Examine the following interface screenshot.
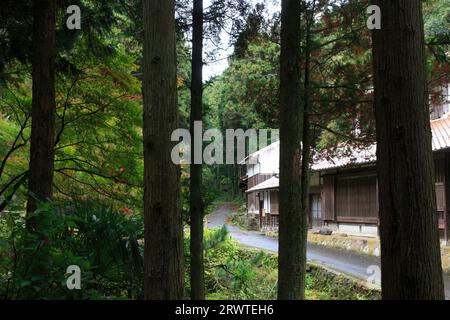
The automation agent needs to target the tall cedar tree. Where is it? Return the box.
[26,0,56,218]
[372,0,445,299]
[190,0,205,300]
[142,0,184,299]
[278,0,307,300]
[301,0,316,229]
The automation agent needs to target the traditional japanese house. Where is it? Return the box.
[239,141,279,217]
[241,86,450,244]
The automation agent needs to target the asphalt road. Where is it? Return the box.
[207,204,450,299]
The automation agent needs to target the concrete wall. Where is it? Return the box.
[325,222,379,237]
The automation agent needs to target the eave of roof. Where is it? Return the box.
[431,115,450,151]
[239,140,280,165]
[246,176,279,193]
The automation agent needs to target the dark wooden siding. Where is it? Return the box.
[435,158,445,214]
[322,175,335,221]
[270,190,279,214]
[435,158,445,183]
[436,183,445,212]
[314,156,449,233]
[247,192,258,212]
[335,175,378,223]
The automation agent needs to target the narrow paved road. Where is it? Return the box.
[208,204,450,299]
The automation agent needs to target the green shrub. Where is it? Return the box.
[231,205,259,231]
[185,226,277,300]
[1,202,380,300]
[0,200,143,300]
[305,265,381,300]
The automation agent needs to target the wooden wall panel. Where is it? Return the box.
[246,173,273,213]
[322,175,335,221]
[270,190,279,215]
[436,183,445,212]
[335,175,378,220]
[247,192,258,213]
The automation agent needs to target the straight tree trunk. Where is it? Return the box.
[142,0,184,300]
[190,0,205,300]
[26,0,56,218]
[301,0,315,229]
[278,0,306,300]
[372,0,445,300]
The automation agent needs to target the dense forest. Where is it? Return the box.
[0,0,449,302]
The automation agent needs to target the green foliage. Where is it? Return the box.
[0,40,143,212]
[0,199,378,301]
[0,0,141,78]
[210,247,278,300]
[184,226,378,300]
[424,0,450,104]
[187,226,279,300]
[424,0,450,49]
[0,201,143,300]
[52,41,143,208]
[205,41,279,130]
[202,0,449,156]
[231,204,259,231]
[204,225,230,251]
[305,265,381,300]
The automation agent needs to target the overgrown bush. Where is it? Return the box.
[0,200,143,300]
[305,265,381,300]
[185,226,278,300]
[231,204,259,231]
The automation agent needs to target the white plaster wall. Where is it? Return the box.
[259,146,280,174]
[246,142,279,177]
